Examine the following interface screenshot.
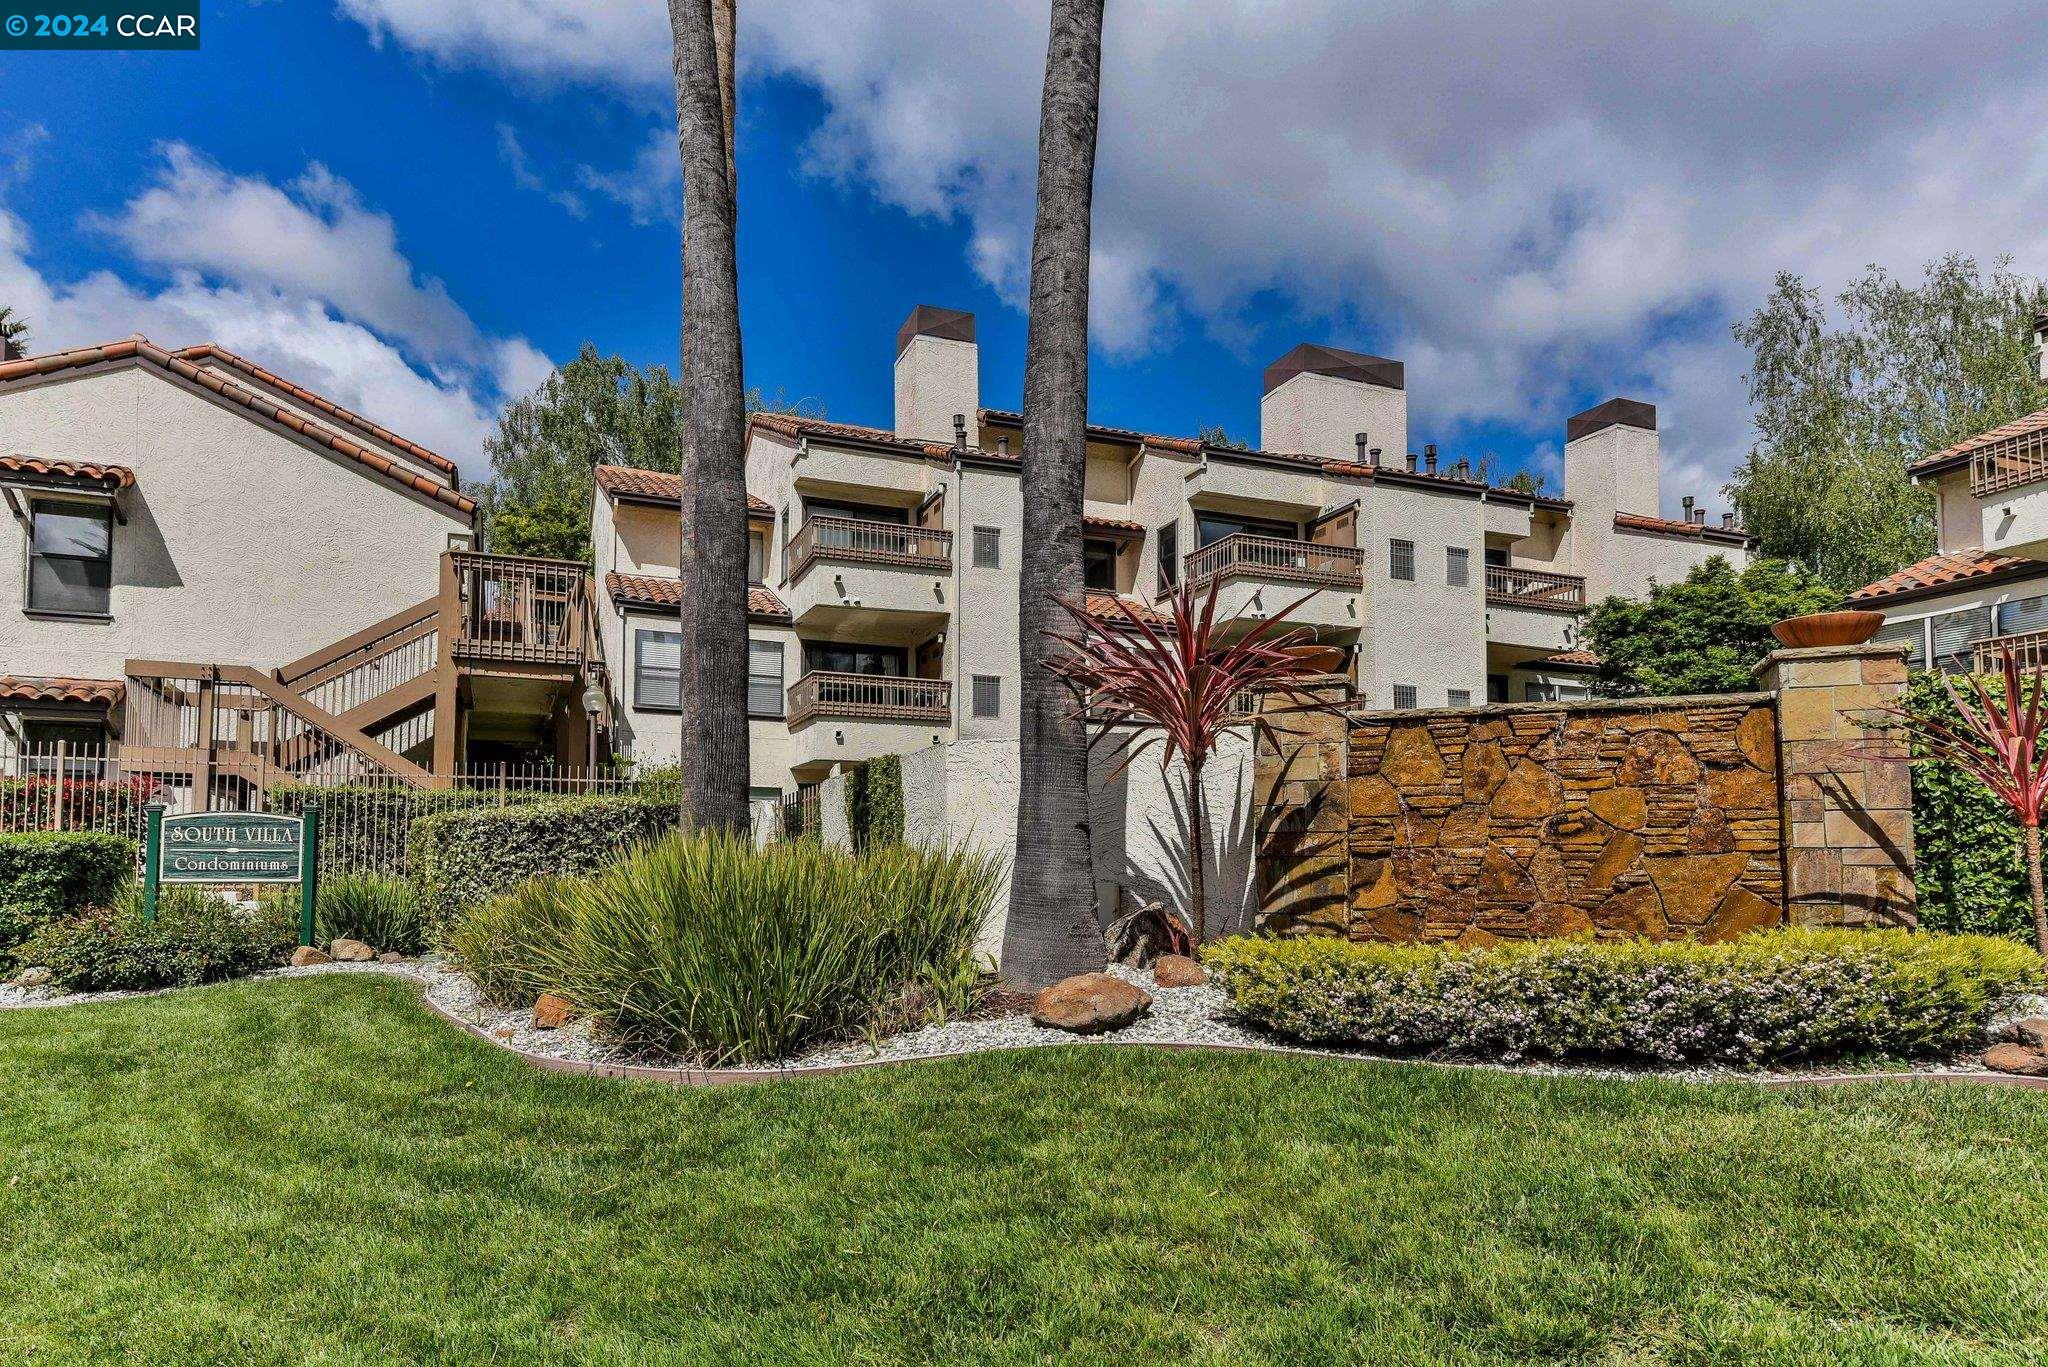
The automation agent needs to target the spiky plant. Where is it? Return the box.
[1046,575,1344,946]
[1882,646,2048,957]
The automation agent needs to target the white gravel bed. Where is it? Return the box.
[5,959,2038,1085]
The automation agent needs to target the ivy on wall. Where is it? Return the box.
[846,755,905,852]
[1903,671,2034,942]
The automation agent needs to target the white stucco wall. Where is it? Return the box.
[0,362,467,683]
[893,334,978,445]
[1260,371,1406,462]
[1356,481,1488,706]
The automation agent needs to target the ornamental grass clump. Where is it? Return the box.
[449,832,1002,1064]
[1207,930,2043,1067]
[314,873,426,954]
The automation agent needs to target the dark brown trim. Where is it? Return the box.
[894,304,976,357]
[1262,342,1405,394]
[1566,397,1657,443]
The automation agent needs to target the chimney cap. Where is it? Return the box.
[896,305,977,358]
[1566,397,1657,442]
[1262,341,1404,395]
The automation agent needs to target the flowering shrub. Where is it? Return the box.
[0,775,156,834]
[20,887,295,991]
[1206,930,2043,1066]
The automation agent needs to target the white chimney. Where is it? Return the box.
[1259,343,1406,461]
[2035,311,2048,384]
[1563,398,1660,519]
[893,306,978,444]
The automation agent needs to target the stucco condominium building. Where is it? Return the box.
[1846,314,2048,670]
[0,337,610,794]
[595,305,1751,799]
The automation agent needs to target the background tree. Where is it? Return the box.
[669,0,751,833]
[0,305,28,361]
[1197,424,1248,450]
[1584,557,1839,697]
[1729,255,2048,590]
[1002,0,1109,989]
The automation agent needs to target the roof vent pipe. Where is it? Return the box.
[1424,443,1438,475]
[1405,451,1418,472]
[1453,459,1470,480]
[1681,495,1695,522]
[1369,447,1383,464]
[1721,512,1735,529]
[1355,432,1376,467]
[952,413,968,450]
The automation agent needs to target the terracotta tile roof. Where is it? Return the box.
[1846,547,2041,605]
[0,340,476,521]
[0,455,136,490]
[0,675,124,707]
[750,411,953,458]
[1537,650,1602,669]
[1084,515,1145,537]
[175,345,459,480]
[1083,591,1171,626]
[977,408,1203,456]
[593,464,771,514]
[605,571,791,622]
[1912,407,2048,474]
[1613,510,1752,546]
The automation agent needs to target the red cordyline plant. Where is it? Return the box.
[1880,646,2048,958]
[1047,574,1345,948]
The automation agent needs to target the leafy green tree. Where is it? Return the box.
[1584,557,1840,697]
[1197,424,1248,450]
[0,305,29,361]
[1728,255,2048,590]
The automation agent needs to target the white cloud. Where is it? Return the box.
[2,148,555,475]
[575,127,681,227]
[497,124,589,219]
[333,0,2048,512]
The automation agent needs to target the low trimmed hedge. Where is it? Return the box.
[0,830,135,964]
[1206,930,2044,1066]
[408,794,679,934]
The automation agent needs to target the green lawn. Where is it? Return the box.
[3,979,2048,1364]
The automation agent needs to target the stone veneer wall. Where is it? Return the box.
[1260,693,1787,945]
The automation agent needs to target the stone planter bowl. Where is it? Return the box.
[1770,610,1885,649]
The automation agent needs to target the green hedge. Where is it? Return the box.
[408,793,679,934]
[1207,929,2043,1067]
[847,755,904,851]
[21,886,295,991]
[0,830,135,964]
[1903,672,2038,942]
[267,783,555,877]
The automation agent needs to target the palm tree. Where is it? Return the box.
[667,0,751,833]
[0,306,29,362]
[1000,0,1110,988]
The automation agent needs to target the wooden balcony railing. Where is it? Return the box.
[1183,533,1364,589]
[786,671,952,726]
[1485,564,1587,611]
[1972,629,2048,674]
[1970,428,2048,496]
[787,516,952,580]
[448,551,592,666]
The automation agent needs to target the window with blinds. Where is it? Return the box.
[1930,606,1992,673]
[1870,616,1926,670]
[634,629,682,710]
[748,639,784,717]
[1997,593,2048,637]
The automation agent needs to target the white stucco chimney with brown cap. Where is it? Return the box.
[893,305,978,445]
[1259,342,1406,462]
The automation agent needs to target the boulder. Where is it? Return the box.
[14,966,51,988]
[1030,973,1151,1034]
[1982,1043,2048,1077]
[1152,954,1208,988]
[376,951,405,964]
[289,946,332,968]
[328,938,375,963]
[532,993,574,1030]
[2013,1018,2048,1051]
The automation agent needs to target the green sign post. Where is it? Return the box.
[141,803,320,945]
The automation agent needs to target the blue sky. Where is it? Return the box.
[3,1,2045,511]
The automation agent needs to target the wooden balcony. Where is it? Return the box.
[1485,565,1587,611]
[1972,629,2048,674]
[786,671,952,727]
[447,552,593,667]
[786,516,952,581]
[1183,533,1364,589]
[1970,428,2048,496]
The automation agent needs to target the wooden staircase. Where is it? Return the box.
[120,552,607,798]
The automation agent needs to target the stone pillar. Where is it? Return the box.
[1754,643,1916,927]
[1251,681,1351,935]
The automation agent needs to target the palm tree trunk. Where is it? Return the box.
[1000,0,1109,988]
[1187,755,1207,948]
[2027,823,2047,961]
[668,0,751,834]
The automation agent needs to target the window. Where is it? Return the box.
[973,525,1001,569]
[1389,538,1415,582]
[634,629,681,710]
[1196,511,1296,547]
[803,642,906,676]
[747,639,784,717]
[1871,616,1926,670]
[1483,545,1509,568]
[21,720,105,777]
[1392,683,1418,709]
[1156,521,1180,593]
[1998,594,2048,636]
[747,530,767,585]
[1930,606,1992,673]
[1525,679,1591,703]
[27,501,112,616]
[1448,688,1472,707]
[1487,674,1510,703]
[972,674,1001,719]
[1083,537,1117,591]
[1446,546,1470,588]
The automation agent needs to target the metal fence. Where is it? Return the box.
[1,745,643,877]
